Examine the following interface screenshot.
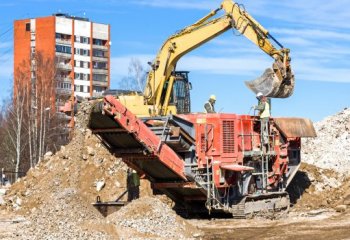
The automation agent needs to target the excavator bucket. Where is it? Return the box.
[245,67,295,98]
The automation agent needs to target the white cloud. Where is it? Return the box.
[295,59,350,83]
[269,28,350,42]
[245,0,350,29]
[130,0,219,10]
[130,0,350,30]
[111,53,350,84]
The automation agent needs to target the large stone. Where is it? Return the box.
[95,180,105,192]
[335,205,347,212]
[45,151,53,157]
[86,146,95,156]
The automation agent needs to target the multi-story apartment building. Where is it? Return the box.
[14,13,110,108]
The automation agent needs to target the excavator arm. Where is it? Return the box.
[145,0,294,116]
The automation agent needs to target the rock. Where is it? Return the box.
[82,154,88,160]
[193,233,202,238]
[86,146,95,156]
[0,195,5,205]
[0,188,7,195]
[335,205,347,212]
[95,180,105,192]
[16,197,22,206]
[94,157,104,166]
[45,151,53,157]
[85,129,92,139]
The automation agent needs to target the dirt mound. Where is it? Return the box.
[288,163,350,211]
[2,100,192,239]
[108,196,199,239]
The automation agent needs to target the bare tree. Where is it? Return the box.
[27,52,59,165]
[119,58,147,92]
[0,51,68,178]
[4,72,30,180]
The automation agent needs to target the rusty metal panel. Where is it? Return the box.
[274,118,317,138]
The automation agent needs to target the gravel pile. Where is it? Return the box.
[18,188,114,239]
[302,107,350,174]
[108,196,199,239]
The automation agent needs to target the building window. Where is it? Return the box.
[74,60,90,68]
[93,38,106,46]
[75,36,90,44]
[74,84,90,93]
[92,61,107,69]
[75,48,90,56]
[26,23,30,31]
[93,49,105,58]
[93,74,107,82]
[74,72,90,81]
[56,33,71,41]
[56,45,72,54]
[93,86,106,93]
[57,81,71,89]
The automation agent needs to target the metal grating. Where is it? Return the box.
[222,120,235,153]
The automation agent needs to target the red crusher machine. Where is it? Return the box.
[89,96,316,217]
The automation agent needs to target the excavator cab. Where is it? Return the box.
[159,71,192,115]
[172,71,191,114]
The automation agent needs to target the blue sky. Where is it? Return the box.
[1,0,349,121]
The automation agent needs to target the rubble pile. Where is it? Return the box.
[302,108,350,173]
[1,100,195,239]
[290,108,350,211]
[18,188,115,239]
[108,196,198,239]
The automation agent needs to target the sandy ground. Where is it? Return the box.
[193,210,350,240]
[1,209,350,240]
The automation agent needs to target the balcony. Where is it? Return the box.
[56,38,72,45]
[93,81,108,87]
[56,76,72,83]
[92,56,108,62]
[56,87,72,96]
[56,52,72,59]
[92,44,108,51]
[92,92,104,98]
[92,68,108,74]
[57,63,72,71]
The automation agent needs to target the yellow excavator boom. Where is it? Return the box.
[144,0,295,116]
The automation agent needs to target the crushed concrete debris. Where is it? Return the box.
[289,108,350,211]
[1,100,197,239]
[95,179,105,192]
[302,108,350,174]
[108,196,197,239]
